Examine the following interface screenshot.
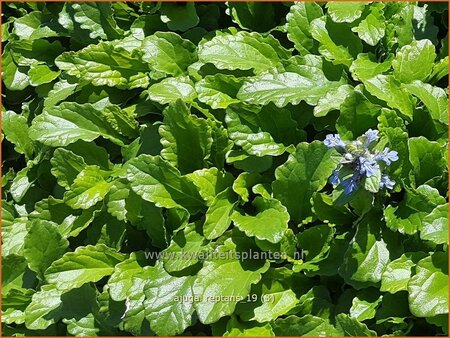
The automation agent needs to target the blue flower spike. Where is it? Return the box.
[324,134,346,152]
[375,148,399,166]
[362,129,379,148]
[324,129,398,195]
[358,157,380,177]
[380,174,395,190]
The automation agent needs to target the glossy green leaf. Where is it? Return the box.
[420,204,449,245]
[2,110,34,159]
[286,2,323,55]
[23,220,69,279]
[326,2,367,23]
[141,32,197,77]
[45,244,125,292]
[364,75,414,120]
[127,154,204,211]
[384,185,446,235]
[339,213,390,287]
[159,100,212,174]
[273,141,340,223]
[147,76,196,104]
[195,74,242,109]
[56,42,149,89]
[392,39,436,83]
[381,252,426,294]
[408,252,448,317]
[193,237,269,324]
[204,188,237,240]
[198,30,289,73]
[144,262,196,336]
[238,69,344,108]
[29,102,126,147]
[232,197,289,244]
[64,166,113,209]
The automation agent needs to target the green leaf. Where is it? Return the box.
[312,192,354,225]
[160,2,199,32]
[51,148,87,189]
[311,16,362,66]
[429,56,448,83]
[297,224,334,267]
[384,185,446,235]
[24,285,62,330]
[273,315,340,336]
[185,167,234,206]
[232,197,289,244]
[141,32,197,77]
[144,262,196,336]
[147,76,196,104]
[350,290,383,322]
[339,213,390,287]
[2,110,34,159]
[225,105,292,157]
[273,141,340,223]
[28,64,60,86]
[420,204,449,245]
[23,220,68,279]
[44,244,125,292]
[64,313,99,336]
[193,237,269,324]
[163,223,211,272]
[381,252,426,294]
[127,154,204,211]
[403,80,448,124]
[204,188,237,240]
[44,79,78,108]
[71,2,123,40]
[408,137,447,186]
[350,53,392,82]
[238,69,344,108]
[232,172,265,203]
[326,2,367,23]
[29,102,126,147]
[224,317,275,336]
[336,86,380,140]
[335,313,377,336]
[64,166,113,209]
[392,39,436,83]
[159,100,212,174]
[2,254,29,294]
[12,11,60,40]
[2,47,30,91]
[195,74,242,109]
[252,289,298,323]
[351,4,386,46]
[408,252,448,317]
[226,2,276,33]
[108,252,147,301]
[198,30,289,73]
[314,84,353,117]
[55,42,149,89]
[364,75,414,120]
[286,2,323,55]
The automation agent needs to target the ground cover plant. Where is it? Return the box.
[1,1,449,336]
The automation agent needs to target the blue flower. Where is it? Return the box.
[329,169,340,186]
[324,134,345,150]
[342,175,359,195]
[375,148,399,166]
[363,129,379,148]
[358,157,380,177]
[380,174,395,190]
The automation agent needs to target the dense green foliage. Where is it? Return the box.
[1,1,448,336]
